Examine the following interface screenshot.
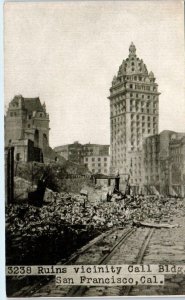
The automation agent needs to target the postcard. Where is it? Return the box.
[4,0,185,297]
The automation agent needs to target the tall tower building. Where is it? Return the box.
[108,43,160,192]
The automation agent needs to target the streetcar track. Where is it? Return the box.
[9,227,123,297]
[122,227,154,296]
[9,226,155,297]
[70,227,155,297]
[68,227,135,297]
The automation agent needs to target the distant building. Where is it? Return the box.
[53,145,69,161]
[54,141,83,163]
[143,130,185,196]
[169,135,185,197]
[108,43,160,193]
[82,144,110,175]
[5,95,50,162]
[54,142,110,175]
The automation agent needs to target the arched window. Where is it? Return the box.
[16,153,20,161]
[34,129,39,147]
[43,133,48,148]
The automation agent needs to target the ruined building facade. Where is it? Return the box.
[143,130,185,197]
[109,43,160,193]
[82,144,110,175]
[5,95,50,162]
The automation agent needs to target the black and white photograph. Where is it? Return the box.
[4,0,185,297]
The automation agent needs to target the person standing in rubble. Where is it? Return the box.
[125,206,130,220]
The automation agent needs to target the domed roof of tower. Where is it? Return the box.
[149,71,155,78]
[129,42,136,55]
[112,75,117,85]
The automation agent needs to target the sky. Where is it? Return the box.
[4,0,185,148]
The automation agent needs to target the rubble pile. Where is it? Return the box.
[6,192,183,236]
[124,194,183,223]
[6,191,183,264]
